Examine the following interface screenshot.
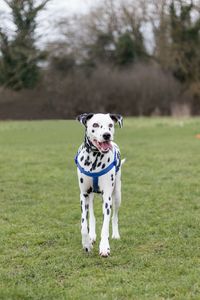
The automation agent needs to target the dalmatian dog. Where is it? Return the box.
[75,113,125,257]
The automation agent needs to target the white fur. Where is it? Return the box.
[76,113,124,257]
[87,114,115,143]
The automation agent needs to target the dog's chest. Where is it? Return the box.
[77,144,121,173]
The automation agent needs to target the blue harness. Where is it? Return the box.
[75,150,119,193]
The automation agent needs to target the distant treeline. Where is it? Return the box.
[0,0,199,119]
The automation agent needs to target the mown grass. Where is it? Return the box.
[1,118,200,300]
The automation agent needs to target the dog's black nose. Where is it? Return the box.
[103,133,111,141]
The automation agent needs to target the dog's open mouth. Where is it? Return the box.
[93,140,112,153]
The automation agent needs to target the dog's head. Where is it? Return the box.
[77,113,123,153]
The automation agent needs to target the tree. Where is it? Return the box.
[150,0,171,67]
[0,0,49,90]
[86,1,148,67]
[169,0,200,84]
[115,32,135,65]
[151,0,200,84]
[51,0,148,69]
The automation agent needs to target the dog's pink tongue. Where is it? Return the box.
[100,142,112,150]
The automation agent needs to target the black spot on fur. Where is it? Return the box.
[112,183,114,186]
[85,248,88,252]
[92,130,95,133]
[93,152,97,156]
[97,162,101,167]
[82,218,84,223]
[101,154,104,159]
[107,157,110,163]
[107,209,110,215]
[102,164,105,169]
[87,187,92,194]
[83,194,88,198]
[109,197,111,201]
[102,190,104,195]
[105,203,108,209]
[80,178,83,183]
[92,152,100,170]
[85,204,89,210]
[110,205,112,209]
[111,174,114,181]
[81,156,84,161]
[84,160,91,166]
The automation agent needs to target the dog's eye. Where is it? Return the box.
[93,123,99,128]
[109,124,113,128]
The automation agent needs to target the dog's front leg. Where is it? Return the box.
[80,192,93,252]
[99,192,112,257]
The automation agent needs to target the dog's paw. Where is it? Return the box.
[83,242,93,253]
[112,233,120,240]
[99,248,110,257]
[82,234,93,252]
[99,240,110,257]
[89,233,97,245]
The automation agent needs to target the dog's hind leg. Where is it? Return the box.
[88,193,96,244]
[112,170,121,239]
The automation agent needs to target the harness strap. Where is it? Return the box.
[75,150,119,193]
[93,177,99,193]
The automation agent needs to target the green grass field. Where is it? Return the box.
[1,118,200,300]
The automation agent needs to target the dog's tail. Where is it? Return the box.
[121,158,126,166]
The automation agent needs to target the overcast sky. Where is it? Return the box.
[0,0,155,50]
[0,0,100,44]
[46,0,99,14]
[0,0,199,54]
[38,0,100,44]
[0,0,97,14]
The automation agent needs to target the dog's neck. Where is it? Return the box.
[84,135,100,153]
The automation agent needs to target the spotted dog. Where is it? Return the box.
[75,113,125,257]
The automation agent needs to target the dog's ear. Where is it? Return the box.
[110,114,123,128]
[76,113,94,126]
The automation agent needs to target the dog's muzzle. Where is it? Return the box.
[93,139,112,153]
